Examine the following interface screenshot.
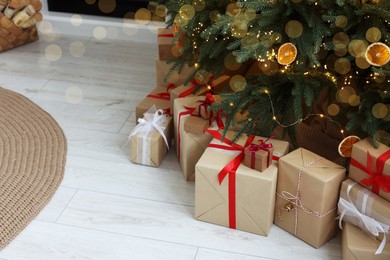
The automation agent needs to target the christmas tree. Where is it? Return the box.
[165,0,390,149]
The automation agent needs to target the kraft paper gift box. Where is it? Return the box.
[350,138,390,202]
[184,116,209,135]
[173,96,219,181]
[243,139,274,172]
[342,222,390,260]
[155,59,195,89]
[338,179,390,255]
[195,130,282,235]
[157,28,179,61]
[274,148,346,248]
[169,75,230,111]
[135,87,171,121]
[129,107,172,167]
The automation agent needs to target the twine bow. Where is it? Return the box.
[338,182,389,255]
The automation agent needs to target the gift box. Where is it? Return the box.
[274,148,346,248]
[129,107,172,167]
[169,75,230,112]
[184,116,209,135]
[157,28,179,61]
[195,130,280,235]
[173,96,219,181]
[155,59,195,89]
[350,138,390,201]
[338,179,390,255]
[243,139,274,172]
[135,87,171,121]
[342,222,390,260]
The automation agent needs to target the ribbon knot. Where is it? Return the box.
[338,182,389,255]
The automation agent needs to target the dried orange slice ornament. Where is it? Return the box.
[365,42,390,67]
[338,135,361,158]
[277,42,297,65]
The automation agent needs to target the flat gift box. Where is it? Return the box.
[243,140,274,172]
[130,115,172,167]
[274,148,346,248]
[195,130,279,235]
[135,87,171,122]
[169,75,230,111]
[157,28,178,61]
[155,59,195,89]
[184,116,210,135]
[342,222,390,260]
[339,179,390,243]
[173,96,216,181]
[350,138,390,202]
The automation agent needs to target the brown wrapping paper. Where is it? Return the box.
[184,116,209,135]
[169,75,230,111]
[130,116,172,167]
[173,96,215,181]
[157,28,178,61]
[155,59,195,89]
[350,138,390,202]
[339,179,390,242]
[195,131,278,236]
[274,148,346,248]
[342,222,390,260]
[135,87,171,122]
[243,144,274,172]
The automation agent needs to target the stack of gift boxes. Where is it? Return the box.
[127,27,389,259]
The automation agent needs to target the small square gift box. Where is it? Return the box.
[170,75,230,111]
[157,27,181,61]
[338,179,390,256]
[342,222,390,260]
[243,138,274,172]
[135,87,171,122]
[173,95,224,181]
[155,59,195,89]
[274,148,346,248]
[350,138,390,202]
[195,130,279,235]
[128,106,172,167]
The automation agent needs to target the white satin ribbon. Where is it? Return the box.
[338,182,390,255]
[126,108,170,165]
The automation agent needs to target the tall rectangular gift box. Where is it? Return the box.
[155,59,195,89]
[195,130,289,235]
[274,148,346,248]
[342,222,390,260]
[129,107,172,167]
[173,95,219,181]
[135,87,171,121]
[338,179,390,257]
[157,28,178,61]
[349,138,390,201]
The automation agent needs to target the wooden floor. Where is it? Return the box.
[0,34,342,260]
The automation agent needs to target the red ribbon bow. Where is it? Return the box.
[206,130,255,229]
[350,149,390,194]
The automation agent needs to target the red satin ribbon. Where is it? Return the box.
[206,130,255,229]
[177,106,196,161]
[166,83,176,92]
[147,92,170,101]
[158,33,174,37]
[194,93,215,118]
[178,86,196,98]
[246,139,273,169]
[350,149,390,194]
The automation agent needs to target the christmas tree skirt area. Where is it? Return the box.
[0,88,67,249]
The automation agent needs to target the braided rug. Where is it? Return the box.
[0,88,67,249]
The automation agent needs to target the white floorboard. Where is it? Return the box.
[0,32,342,259]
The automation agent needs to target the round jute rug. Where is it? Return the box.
[0,88,67,249]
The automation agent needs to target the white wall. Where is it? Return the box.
[39,1,163,43]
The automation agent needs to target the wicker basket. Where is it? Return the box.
[0,14,39,53]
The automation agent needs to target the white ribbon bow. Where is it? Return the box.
[338,184,390,255]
